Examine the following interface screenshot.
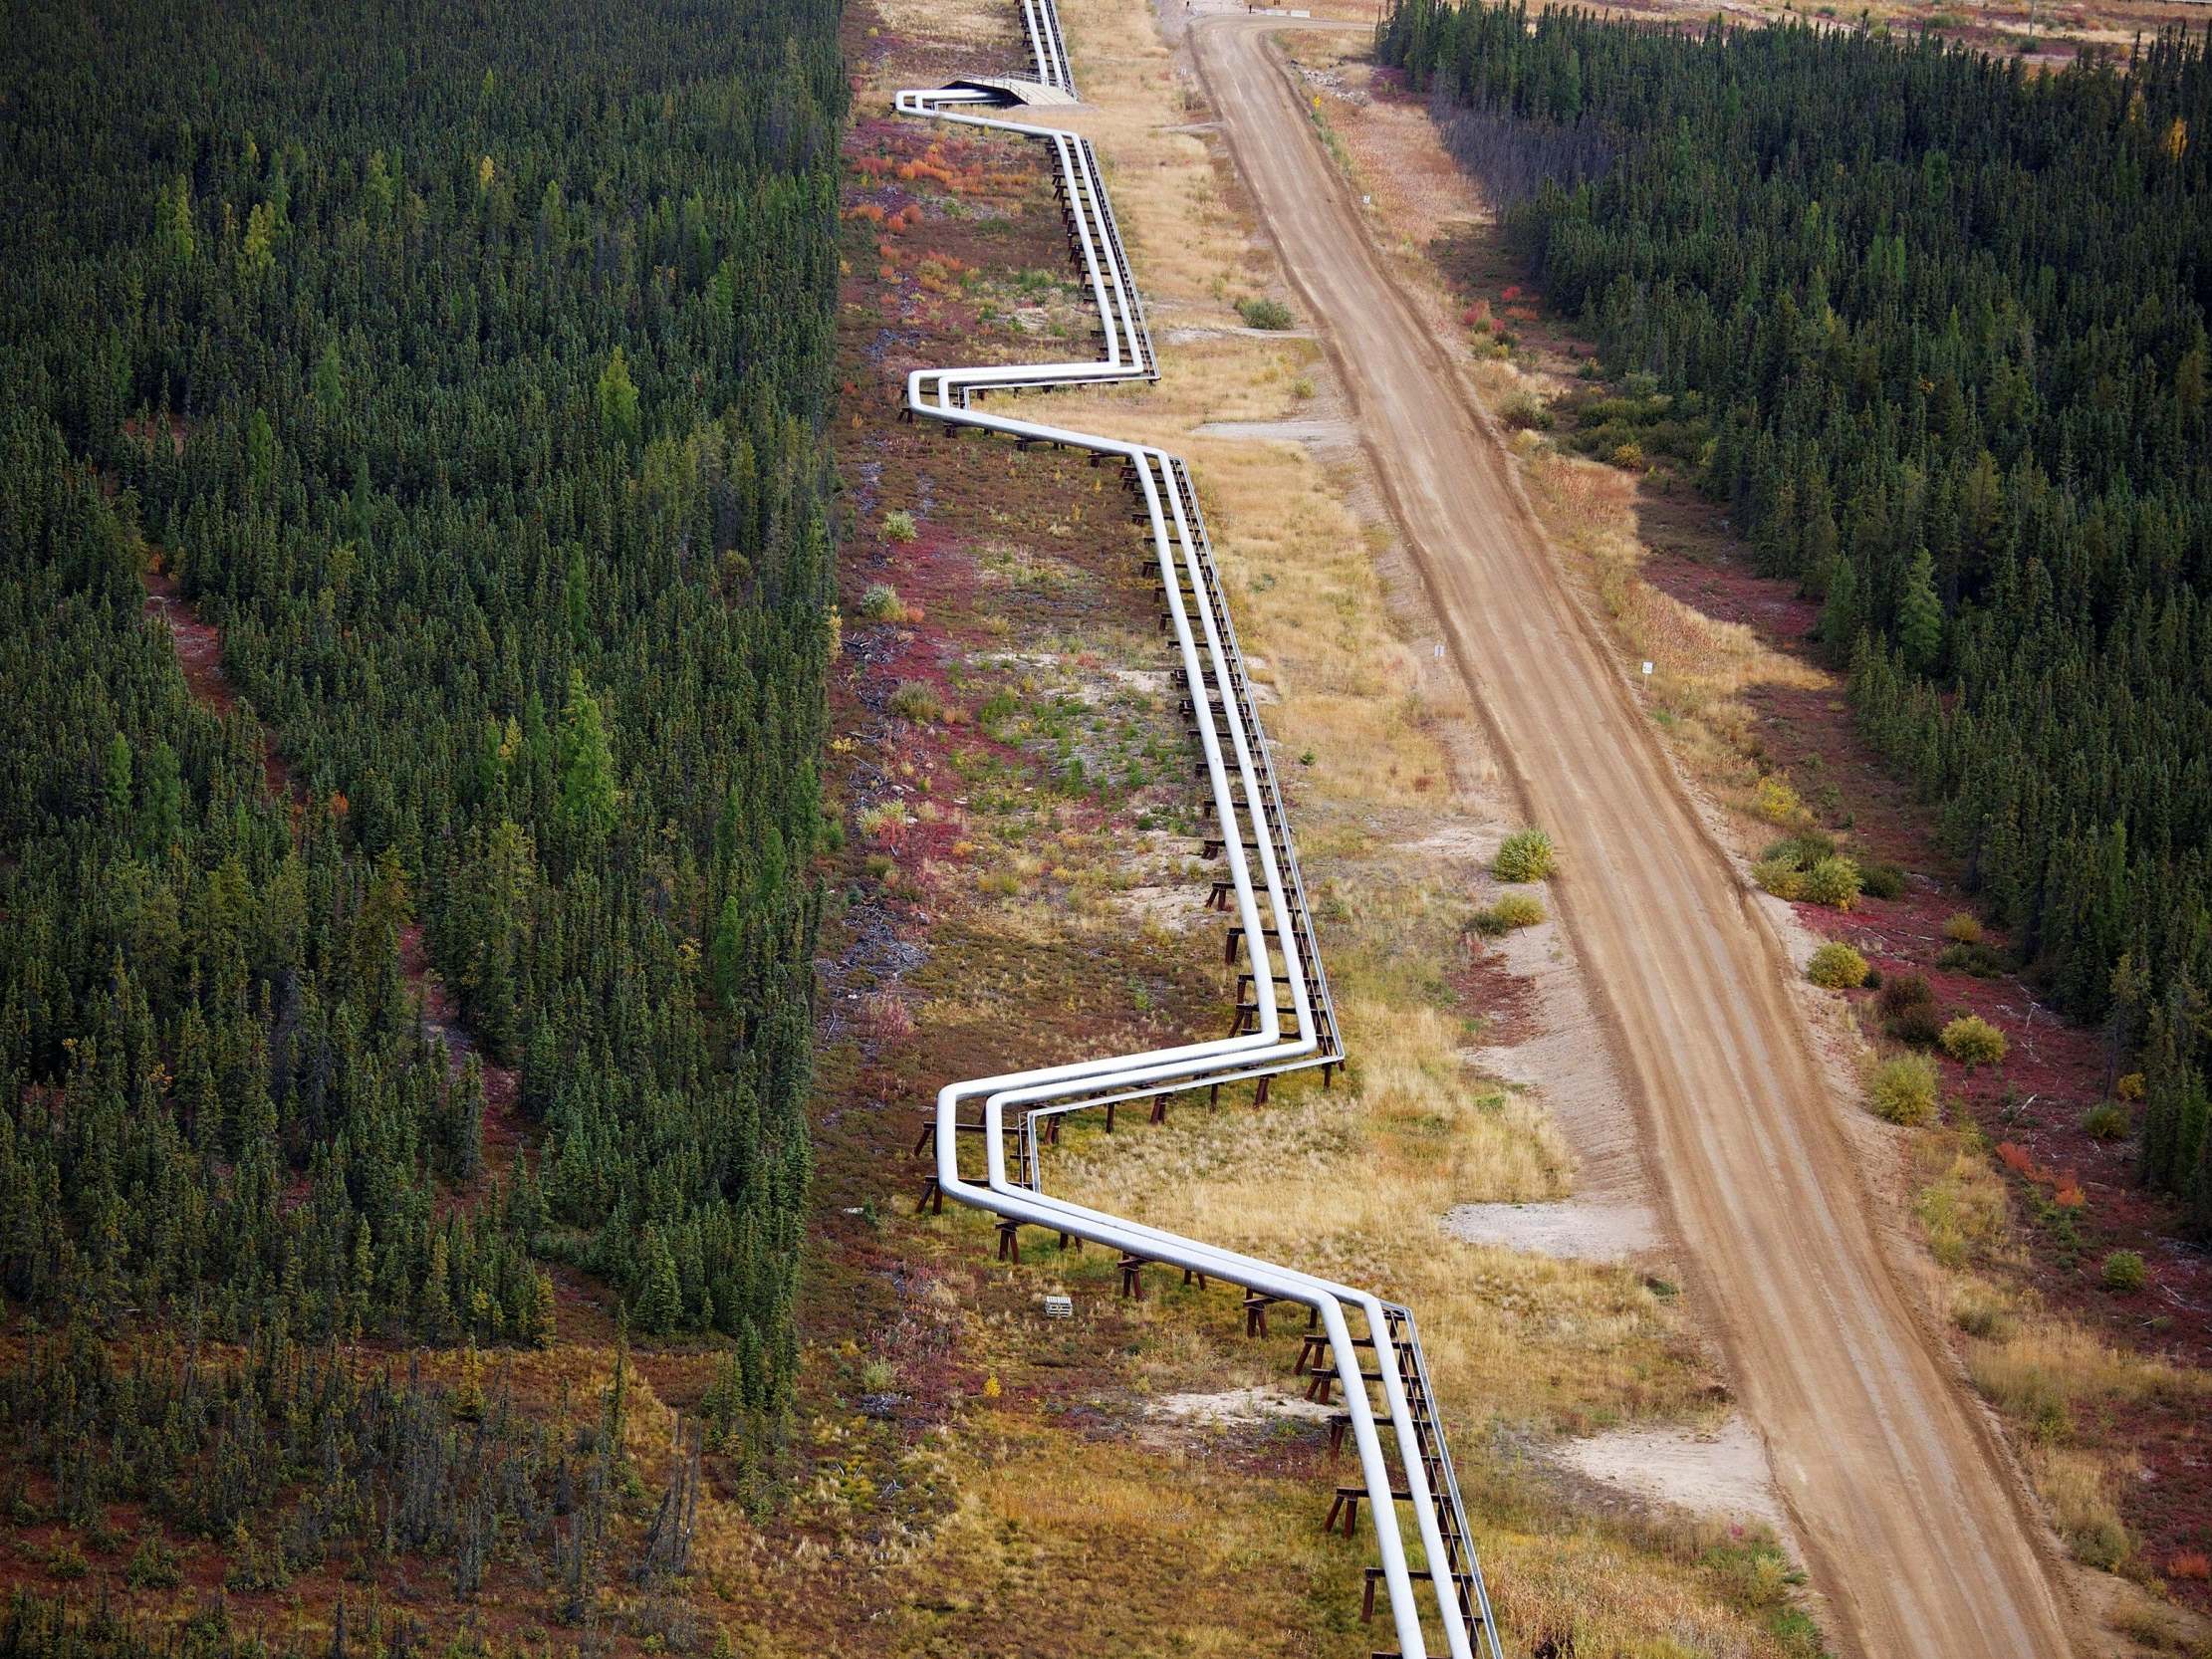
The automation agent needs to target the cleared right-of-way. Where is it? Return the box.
[1188,16,2080,1657]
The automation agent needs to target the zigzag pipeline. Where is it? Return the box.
[893,11,1502,1652]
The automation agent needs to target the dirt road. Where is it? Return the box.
[1188,18,2079,1657]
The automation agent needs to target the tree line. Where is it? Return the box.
[1380,1,2212,1220]
[0,0,842,1412]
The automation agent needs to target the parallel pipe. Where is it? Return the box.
[895,14,1498,1655]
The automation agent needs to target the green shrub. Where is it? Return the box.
[1801,854,1862,910]
[1472,891,1547,936]
[2068,1512,2131,1573]
[1942,911,1984,945]
[860,582,906,622]
[1235,296,1293,331]
[1761,831,1837,866]
[124,1535,181,1590]
[1752,855,1805,901]
[1888,1002,1944,1047]
[1806,941,1869,990]
[1875,971,1935,1021]
[1860,860,1909,900]
[1491,892,1545,928]
[1493,828,1557,883]
[1754,774,1804,825]
[882,509,918,543]
[1937,938,2005,977]
[1867,1054,1939,1125]
[2100,1250,2146,1294]
[1755,833,1858,905]
[1939,1015,2007,1068]
[2081,1102,2129,1142]
[1499,390,1553,432]
[887,681,942,724]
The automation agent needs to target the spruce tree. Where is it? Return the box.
[1896,546,1943,675]
[556,671,619,853]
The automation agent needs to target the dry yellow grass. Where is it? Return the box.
[2023,1443,2137,1572]
[1486,1523,1820,1659]
[884,1421,1365,1657]
[1908,1132,2207,1572]
[1965,1309,2205,1427]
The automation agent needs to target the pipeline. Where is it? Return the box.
[893,9,1502,1655]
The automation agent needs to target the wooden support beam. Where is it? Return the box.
[1116,1253,1148,1300]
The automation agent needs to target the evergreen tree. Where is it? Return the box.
[1896,546,1944,674]
[597,348,641,449]
[556,671,619,852]
[103,733,132,827]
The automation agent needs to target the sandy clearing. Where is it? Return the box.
[1148,1384,1341,1425]
[1557,1415,1794,1539]
[1186,16,2082,1658]
[1190,416,1356,445]
[1443,1200,1659,1264]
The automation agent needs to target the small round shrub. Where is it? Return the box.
[1752,855,1805,901]
[2070,1514,2132,1573]
[2115,1071,2146,1102]
[1801,854,1862,910]
[1499,390,1552,432]
[1867,1054,1939,1126]
[1492,892,1546,928]
[1888,1002,1945,1047]
[1937,938,2004,978]
[1860,861,1909,900]
[1754,774,1804,826]
[1942,911,1984,945]
[2100,1250,2147,1294]
[1875,971,1935,1022]
[860,582,906,622]
[882,509,918,544]
[887,680,943,724]
[1235,295,1293,331]
[1762,831,1837,866]
[2081,1102,2130,1142]
[1806,941,1870,990]
[1939,1015,2008,1068]
[1493,828,1557,883]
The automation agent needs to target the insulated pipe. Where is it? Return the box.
[896,19,1484,1656]
[902,108,1468,1659]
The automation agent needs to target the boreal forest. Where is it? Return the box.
[1380,2,2212,1219]
[0,0,839,1641]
